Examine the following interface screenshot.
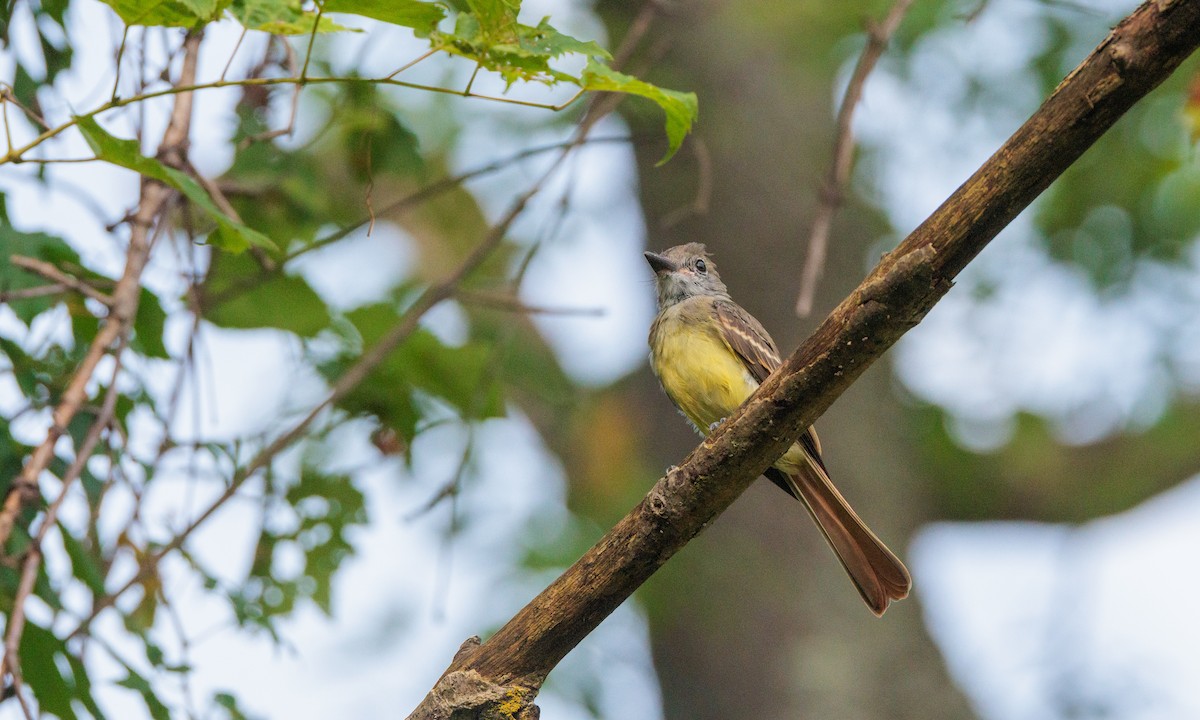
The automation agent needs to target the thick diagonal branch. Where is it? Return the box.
[409,1,1200,717]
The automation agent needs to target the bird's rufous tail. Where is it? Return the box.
[766,466,911,616]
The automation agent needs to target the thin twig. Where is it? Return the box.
[281,135,631,265]
[8,255,115,306]
[386,49,436,80]
[220,27,249,82]
[237,40,301,148]
[2,31,206,667]
[1,334,128,688]
[2,91,13,154]
[70,94,620,642]
[364,134,376,235]
[299,3,324,82]
[3,156,99,164]
[11,683,34,719]
[463,64,482,96]
[0,85,50,131]
[794,0,915,317]
[455,289,605,316]
[429,432,473,621]
[1,73,588,166]
[110,25,132,102]
[0,284,68,302]
[5,658,35,720]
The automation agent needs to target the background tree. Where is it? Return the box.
[589,1,1200,718]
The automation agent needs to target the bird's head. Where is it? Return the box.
[644,243,729,308]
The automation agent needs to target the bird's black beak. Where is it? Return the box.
[644,251,678,275]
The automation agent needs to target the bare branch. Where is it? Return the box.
[795,0,915,317]
[279,135,630,266]
[219,27,248,82]
[2,335,127,688]
[386,49,437,79]
[299,3,323,82]
[455,289,605,317]
[8,255,115,306]
[67,93,625,640]
[0,84,50,131]
[0,284,68,302]
[0,29,207,680]
[238,41,301,148]
[1,69,591,166]
[410,1,1200,716]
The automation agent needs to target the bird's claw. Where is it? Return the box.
[707,418,727,432]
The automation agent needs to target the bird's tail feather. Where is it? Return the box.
[766,467,911,617]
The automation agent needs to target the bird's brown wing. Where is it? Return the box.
[712,299,781,383]
[713,298,824,464]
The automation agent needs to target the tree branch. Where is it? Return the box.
[8,254,115,306]
[795,0,914,317]
[66,99,623,642]
[0,73,587,167]
[408,1,1200,717]
[0,29,206,685]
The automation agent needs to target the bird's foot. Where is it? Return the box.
[707,418,728,432]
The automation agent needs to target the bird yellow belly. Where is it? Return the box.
[649,311,760,435]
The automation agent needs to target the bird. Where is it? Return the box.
[644,242,911,616]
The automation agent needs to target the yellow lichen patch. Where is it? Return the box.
[494,687,526,719]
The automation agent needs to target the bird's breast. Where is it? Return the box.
[649,306,760,434]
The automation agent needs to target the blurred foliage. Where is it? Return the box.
[908,400,1200,522]
[875,1,1200,529]
[1038,77,1200,285]
[0,0,693,715]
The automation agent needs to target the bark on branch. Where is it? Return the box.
[409,1,1200,717]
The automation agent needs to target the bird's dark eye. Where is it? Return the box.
[695,259,707,274]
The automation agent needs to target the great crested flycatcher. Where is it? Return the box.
[644,242,911,616]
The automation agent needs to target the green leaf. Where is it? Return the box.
[581,60,698,163]
[431,10,609,88]
[336,80,426,182]
[0,339,39,397]
[60,523,108,595]
[229,0,357,34]
[65,653,109,720]
[20,623,79,720]
[322,0,445,36]
[286,467,366,614]
[97,0,196,26]
[522,18,610,60]
[470,309,574,410]
[198,251,332,337]
[76,115,277,253]
[466,0,518,38]
[98,0,216,26]
[116,668,172,720]
[330,303,505,433]
[213,690,263,720]
[132,288,170,359]
[347,306,458,410]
